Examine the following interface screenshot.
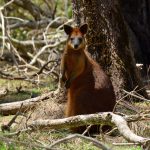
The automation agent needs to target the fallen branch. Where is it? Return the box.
[0,70,40,84]
[113,142,139,146]
[124,112,150,122]
[28,112,150,146]
[48,134,111,150]
[113,86,140,113]
[0,135,51,150]
[0,83,66,116]
[1,104,24,132]
[123,90,150,101]
[0,92,53,115]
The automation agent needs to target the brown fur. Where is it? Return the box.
[60,24,116,134]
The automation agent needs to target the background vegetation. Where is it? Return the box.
[0,0,149,150]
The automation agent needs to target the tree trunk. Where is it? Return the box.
[71,0,148,100]
[119,0,150,66]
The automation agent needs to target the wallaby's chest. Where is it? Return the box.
[66,52,85,71]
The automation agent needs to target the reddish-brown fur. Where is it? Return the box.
[60,24,116,133]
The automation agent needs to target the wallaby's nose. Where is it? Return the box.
[74,44,78,49]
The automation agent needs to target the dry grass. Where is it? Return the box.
[0,74,149,150]
[15,99,66,131]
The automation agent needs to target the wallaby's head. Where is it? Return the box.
[64,24,88,50]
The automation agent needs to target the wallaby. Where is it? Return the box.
[60,24,116,133]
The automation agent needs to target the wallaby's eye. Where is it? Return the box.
[78,37,82,43]
[70,38,74,41]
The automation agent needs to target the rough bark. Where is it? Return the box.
[71,0,147,99]
[119,0,150,66]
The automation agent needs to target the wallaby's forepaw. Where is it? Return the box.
[65,80,71,89]
[59,75,67,88]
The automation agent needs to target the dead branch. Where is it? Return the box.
[0,70,40,84]
[113,142,139,146]
[0,9,5,55]
[0,0,15,10]
[0,135,54,150]
[13,0,46,20]
[0,86,66,116]
[0,36,47,51]
[4,17,67,30]
[123,90,150,102]
[28,112,150,145]
[31,59,60,77]
[0,92,53,115]
[117,100,139,113]
[27,52,45,66]
[48,134,111,150]
[0,36,65,61]
[1,104,24,132]
[124,112,150,122]
[2,131,110,149]
[113,86,140,112]
[29,39,66,65]
[113,142,150,150]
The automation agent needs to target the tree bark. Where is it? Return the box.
[71,0,148,99]
[119,0,150,66]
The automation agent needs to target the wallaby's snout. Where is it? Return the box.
[72,37,83,49]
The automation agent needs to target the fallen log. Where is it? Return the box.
[0,92,52,115]
[28,112,150,147]
[0,87,66,116]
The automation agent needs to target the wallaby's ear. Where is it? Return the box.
[80,24,88,35]
[64,25,73,35]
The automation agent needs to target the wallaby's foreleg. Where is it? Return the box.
[59,53,68,88]
[65,71,81,88]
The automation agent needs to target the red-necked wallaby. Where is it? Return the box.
[60,24,116,133]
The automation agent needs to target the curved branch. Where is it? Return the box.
[49,134,111,150]
[31,59,60,76]
[28,112,150,145]
[3,18,66,30]
[0,0,15,10]
[29,39,66,65]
